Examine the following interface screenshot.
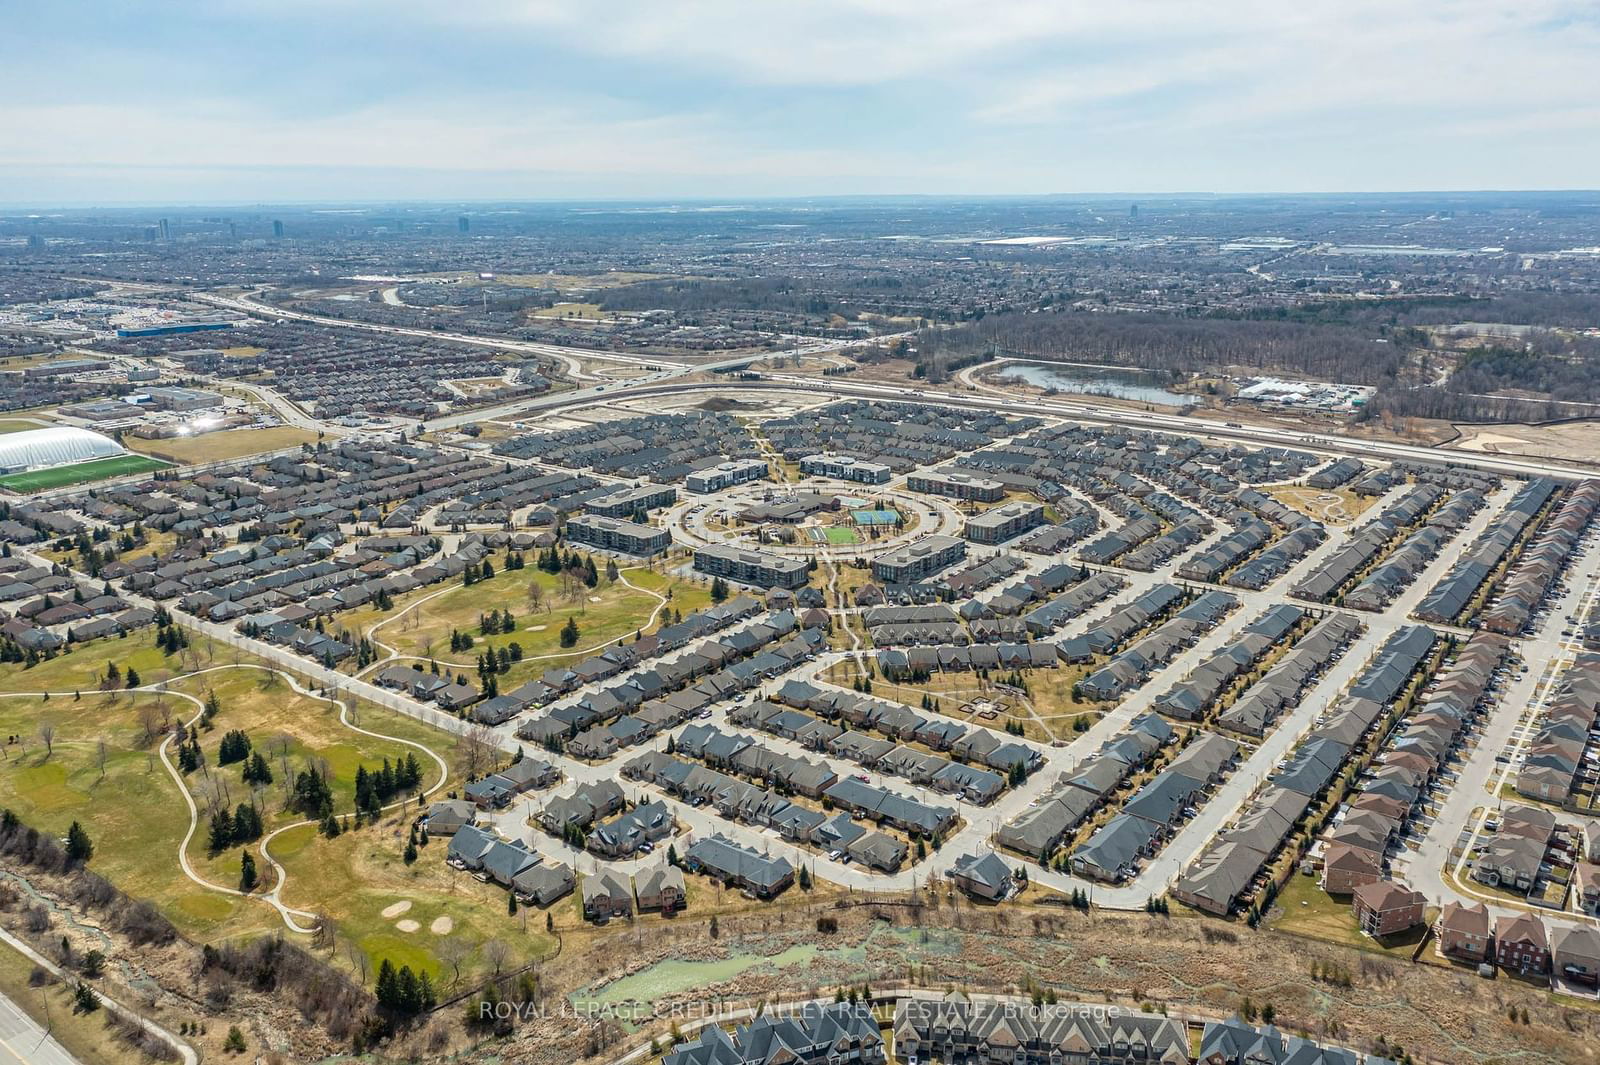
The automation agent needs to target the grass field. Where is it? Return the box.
[272,815,555,989]
[0,631,463,950]
[0,454,171,493]
[0,685,248,938]
[125,426,319,464]
[0,418,51,435]
[346,560,715,684]
[823,526,861,545]
[531,301,607,320]
[1267,872,1433,959]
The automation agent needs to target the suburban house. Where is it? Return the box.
[946,851,1016,901]
[1438,901,1492,963]
[682,834,795,898]
[512,862,575,907]
[1351,880,1425,938]
[587,800,675,859]
[894,994,1188,1065]
[445,824,499,871]
[1552,925,1600,986]
[581,870,634,921]
[636,864,687,912]
[665,1002,884,1065]
[421,799,476,836]
[1494,912,1551,976]
[1321,842,1382,895]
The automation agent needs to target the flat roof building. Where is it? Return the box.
[583,482,677,519]
[908,469,1005,503]
[566,514,672,557]
[686,458,769,494]
[694,543,809,589]
[964,501,1046,545]
[800,453,892,485]
[872,535,967,584]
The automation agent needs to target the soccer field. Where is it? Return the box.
[824,526,861,545]
[0,454,172,493]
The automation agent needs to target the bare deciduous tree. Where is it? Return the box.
[457,725,498,779]
[139,705,164,744]
[482,938,511,980]
[436,935,472,989]
[38,723,55,759]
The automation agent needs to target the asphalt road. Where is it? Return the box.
[0,992,79,1065]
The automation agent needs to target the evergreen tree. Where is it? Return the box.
[239,851,258,892]
[65,821,93,862]
[208,810,235,853]
[559,616,580,648]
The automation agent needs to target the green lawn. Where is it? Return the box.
[0,687,254,938]
[1267,872,1432,959]
[272,814,556,990]
[824,526,861,545]
[347,560,715,684]
[0,454,171,493]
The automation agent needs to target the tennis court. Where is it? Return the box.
[851,508,900,526]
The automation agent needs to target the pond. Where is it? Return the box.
[570,942,828,1015]
[994,361,1197,407]
[568,922,956,1020]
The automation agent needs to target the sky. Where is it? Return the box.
[3,0,1598,205]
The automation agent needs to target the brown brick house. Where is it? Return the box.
[1352,880,1425,938]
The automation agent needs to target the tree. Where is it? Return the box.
[240,851,258,892]
[559,616,580,648]
[710,576,729,604]
[208,810,235,853]
[217,729,251,765]
[65,821,93,863]
[223,1026,247,1053]
[73,982,99,1014]
[436,936,472,989]
[482,938,511,979]
[37,723,54,759]
[124,667,141,689]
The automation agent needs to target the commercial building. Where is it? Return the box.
[908,469,1005,502]
[566,514,672,557]
[694,543,809,590]
[141,387,224,411]
[22,358,109,378]
[964,501,1046,545]
[800,453,892,485]
[686,458,769,494]
[114,320,234,338]
[871,535,967,584]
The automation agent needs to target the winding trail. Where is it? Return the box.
[2,663,451,936]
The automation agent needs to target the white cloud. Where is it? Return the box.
[1,0,1597,198]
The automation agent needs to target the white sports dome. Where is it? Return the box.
[0,427,125,474]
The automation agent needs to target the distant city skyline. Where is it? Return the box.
[3,1,1598,205]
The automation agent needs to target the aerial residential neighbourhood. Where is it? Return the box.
[1,5,1599,1065]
